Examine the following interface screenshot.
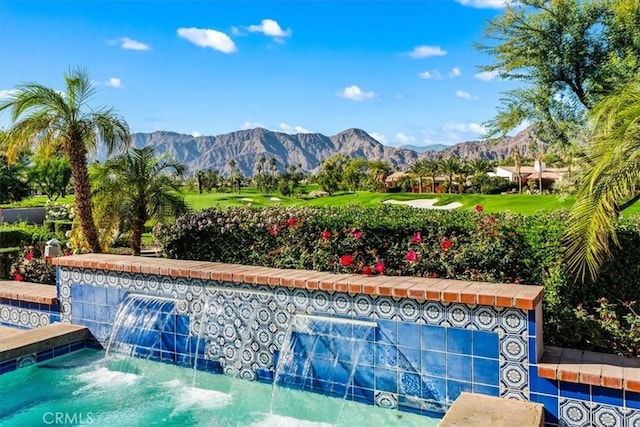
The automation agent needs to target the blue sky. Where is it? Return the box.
[0,0,521,147]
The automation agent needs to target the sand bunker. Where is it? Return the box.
[383,198,463,210]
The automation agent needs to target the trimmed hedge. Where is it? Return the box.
[43,220,74,235]
[156,206,640,357]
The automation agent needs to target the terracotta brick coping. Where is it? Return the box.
[0,280,58,305]
[53,254,544,310]
[538,346,640,392]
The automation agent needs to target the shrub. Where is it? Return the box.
[156,206,640,357]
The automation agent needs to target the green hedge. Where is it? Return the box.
[0,229,30,248]
[43,220,74,235]
[156,206,640,357]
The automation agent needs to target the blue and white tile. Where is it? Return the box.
[472,306,499,331]
[591,404,624,427]
[422,301,446,325]
[447,304,472,329]
[627,410,640,427]
[500,308,527,335]
[500,335,528,363]
[398,299,421,322]
[373,296,397,320]
[559,398,590,427]
[500,361,528,391]
[374,391,398,409]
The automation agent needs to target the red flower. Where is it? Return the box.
[432,272,439,278]
[352,230,363,239]
[321,230,331,240]
[269,225,281,236]
[287,217,297,226]
[340,254,354,266]
[441,239,453,250]
[24,252,34,261]
[13,271,23,281]
[374,261,385,274]
[64,250,72,256]
[411,232,422,243]
[405,251,418,262]
[475,204,484,213]
[362,266,372,275]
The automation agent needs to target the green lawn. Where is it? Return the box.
[5,187,640,216]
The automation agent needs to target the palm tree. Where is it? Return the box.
[564,81,640,282]
[91,146,188,256]
[512,146,523,194]
[469,157,495,176]
[440,157,462,193]
[422,158,441,193]
[408,160,428,193]
[0,68,129,252]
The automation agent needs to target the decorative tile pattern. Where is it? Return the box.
[0,300,56,329]
[56,265,640,425]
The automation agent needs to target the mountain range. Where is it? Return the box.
[130,127,538,177]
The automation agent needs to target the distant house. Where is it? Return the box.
[385,171,448,192]
[385,171,408,187]
[493,165,574,185]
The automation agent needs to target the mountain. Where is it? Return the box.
[400,144,448,153]
[130,127,536,176]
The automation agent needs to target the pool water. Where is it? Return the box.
[0,349,441,426]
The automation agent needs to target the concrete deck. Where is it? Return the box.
[0,280,57,304]
[0,323,88,362]
[440,392,544,427]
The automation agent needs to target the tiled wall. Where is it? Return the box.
[0,341,91,375]
[56,265,639,426]
[0,298,60,329]
[58,268,532,417]
[529,370,640,426]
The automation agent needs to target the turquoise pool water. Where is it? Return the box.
[0,349,441,426]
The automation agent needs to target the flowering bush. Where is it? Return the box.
[155,205,640,357]
[10,247,56,285]
[45,201,74,222]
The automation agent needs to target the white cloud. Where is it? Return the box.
[443,122,487,135]
[248,19,291,41]
[370,132,388,144]
[191,131,202,137]
[279,123,311,134]
[230,26,243,36]
[177,27,237,53]
[395,132,416,144]
[449,67,461,78]
[104,77,123,88]
[337,85,376,101]
[419,70,442,80]
[0,89,18,99]
[241,121,263,129]
[474,70,500,81]
[455,0,508,9]
[455,89,478,100]
[407,45,447,59]
[108,37,151,51]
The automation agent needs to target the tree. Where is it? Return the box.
[91,146,187,256]
[342,158,369,193]
[478,0,640,145]
[440,157,463,193]
[408,160,428,193]
[316,154,349,195]
[469,158,495,176]
[0,68,130,252]
[564,81,640,282]
[28,154,72,200]
[0,153,29,203]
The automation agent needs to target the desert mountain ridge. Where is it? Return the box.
[129,126,538,177]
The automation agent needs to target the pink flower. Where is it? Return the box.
[441,239,452,250]
[340,254,354,266]
[321,230,331,240]
[269,225,281,236]
[24,252,34,261]
[13,271,23,281]
[374,261,385,274]
[475,204,484,213]
[405,251,418,262]
[352,231,363,239]
[411,232,422,243]
[432,272,439,278]
[287,217,297,226]
[362,266,372,275]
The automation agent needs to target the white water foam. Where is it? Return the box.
[73,367,139,394]
[251,414,334,427]
[163,379,232,412]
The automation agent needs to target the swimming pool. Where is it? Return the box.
[0,349,441,426]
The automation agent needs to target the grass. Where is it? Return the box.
[5,186,640,216]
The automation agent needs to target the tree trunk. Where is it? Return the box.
[131,203,146,257]
[67,142,102,253]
